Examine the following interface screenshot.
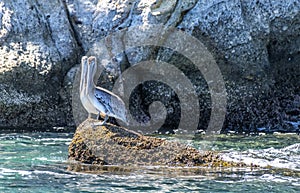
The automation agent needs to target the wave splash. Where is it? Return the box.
[221,143,300,171]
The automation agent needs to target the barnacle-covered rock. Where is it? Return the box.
[68,119,246,173]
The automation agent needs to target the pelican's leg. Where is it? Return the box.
[96,112,101,120]
[100,114,109,125]
[93,113,109,126]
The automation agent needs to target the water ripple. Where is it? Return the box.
[0,132,299,192]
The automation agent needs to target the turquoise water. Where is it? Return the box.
[0,132,299,193]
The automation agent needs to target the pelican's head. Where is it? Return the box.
[87,56,97,75]
[81,56,88,69]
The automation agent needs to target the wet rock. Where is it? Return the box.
[68,119,242,169]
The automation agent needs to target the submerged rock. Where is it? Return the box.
[68,119,245,172]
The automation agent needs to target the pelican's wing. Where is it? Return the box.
[94,87,127,122]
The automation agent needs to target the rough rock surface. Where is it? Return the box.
[179,0,300,133]
[68,119,244,169]
[0,0,81,129]
[68,0,300,133]
[0,0,299,133]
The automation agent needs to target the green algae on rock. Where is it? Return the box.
[68,119,246,172]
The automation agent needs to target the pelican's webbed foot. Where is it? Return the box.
[92,114,109,127]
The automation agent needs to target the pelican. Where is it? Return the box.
[80,56,98,118]
[80,56,127,125]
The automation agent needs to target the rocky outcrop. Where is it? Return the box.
[179,0,300,133]
[0,0,299,133]
[0,0,81,129]
[68,0,300,133]
[68,119,244,170]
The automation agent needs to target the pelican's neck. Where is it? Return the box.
[86,61,96,95]
[80,57,88,96]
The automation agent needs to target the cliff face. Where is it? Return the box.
[0,0,299,132]
[180,0,300,132]
[0,0,82,129]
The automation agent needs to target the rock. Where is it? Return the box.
[0,0,81,129]
[179,0,300,132]
[68,119,242,169]
[67,0,300,133]
[1,0,299,133]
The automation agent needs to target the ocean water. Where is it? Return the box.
[0,131,299,193]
